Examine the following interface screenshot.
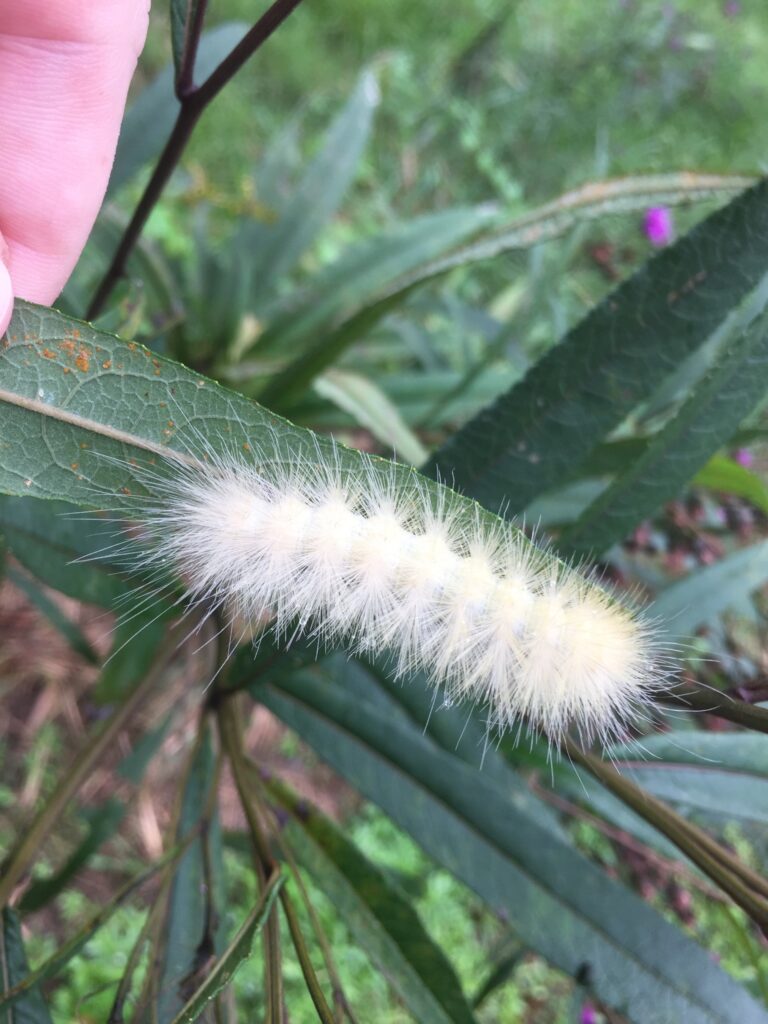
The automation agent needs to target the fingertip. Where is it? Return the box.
[0,257,12,337]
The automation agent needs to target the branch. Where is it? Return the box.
[658,682,768,734]
[563,737,768,929]
[87,0,306,321]
[176,0,210,98]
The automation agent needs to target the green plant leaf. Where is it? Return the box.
[613,732,768,774]
[694,455,768,515]
[563,308,768,555]
[170,0,205,87]
[0,302,543,580]
[606,733,768,824]
[429,178,768,512]
[611,766,768,824]
[0,497,132,607]
[254,174,752,409]
[250,366,518,430]
[350,656,563,835]
[18,801,126,916]
[0,842,188,1016]
[256,206,498,408]
[652,540,768,639]
[246,68,380,303]
[152,723,222,1023]
[108,22,249,197]
[6,563,99,663]
[313,369,429,465]
[0,908,53,1024]
[268,778,478,1024]
[255,670,768,1024]
[169,871,284,1024]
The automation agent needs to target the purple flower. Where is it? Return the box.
[580,1004,598,1024]
[644,206,674,247]
[723,0,741,16]
[733,448,754,468]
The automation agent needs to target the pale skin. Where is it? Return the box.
[0,1,151,335]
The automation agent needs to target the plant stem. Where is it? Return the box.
[563,738,768,928]
[218,697,337,1024]
[176,0,210,98]
[87,0,306,321]
[659,683,768,734]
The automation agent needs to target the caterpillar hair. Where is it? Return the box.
[105,423,667,748]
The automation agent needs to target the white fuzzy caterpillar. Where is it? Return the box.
[118,430,664,746]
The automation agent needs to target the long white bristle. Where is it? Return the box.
[122,437,665,745]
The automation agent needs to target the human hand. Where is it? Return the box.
[0,1,150,335]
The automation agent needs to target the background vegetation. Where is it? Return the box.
[3,1,768,1022]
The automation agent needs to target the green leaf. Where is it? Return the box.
[613,732,768,774]
[247,68,380,302]
[153,724,222,1023]
[256,671,768,1024]
[18,801,126,915]
[0,302,544,583]
[268,779,478,1024]
[0,845,186,1016]
[259,174,751,404]
[429,178,768,512]
[169,871,284,1024]
[563,308,768,554]
[17,720,171,915]
[288,365,518,430]
[608,732,768,824]
[313,369,429,465]
[653,540,768,639]
[170,0,205,88]
[351,657,563,835]
[255,206,499,407]
[108,23,249,197]
[0,497,132,607]
[694,455,768,515]
[6,563,98,663]
[612,766,768,824]
[0,909,53,1024]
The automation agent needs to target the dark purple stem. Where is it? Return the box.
[87,0,305,321]
[176,0,210,98]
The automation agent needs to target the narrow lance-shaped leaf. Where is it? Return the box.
[0,909,53,1024]
[0,302,544,570]
[652,539,768,639]
[256,206,499,408]
[429,178,768,513]
[170,0,206,88]
[152,723,222,1023]
[562,307,768,555]
[313,369,429,466]
[169,871,284,1024]
[247,68,380,303]
[256,669,768,1024]
[0,497,133,608]
[6,563,99,663]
